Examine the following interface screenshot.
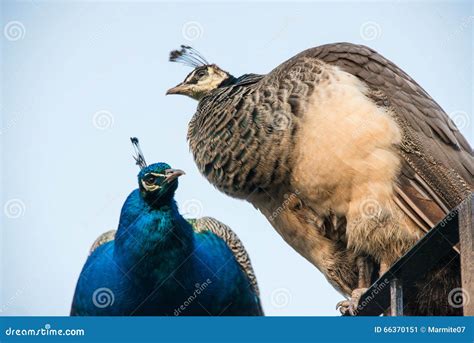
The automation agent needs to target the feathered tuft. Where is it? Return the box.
[169,45,209,68]
[130,137,147,170]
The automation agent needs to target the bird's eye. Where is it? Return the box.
[144,176,156,185]
[196,70,207,79]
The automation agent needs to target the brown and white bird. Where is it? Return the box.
[167,43,473,315]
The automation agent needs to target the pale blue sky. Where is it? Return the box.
[1,0,472,316]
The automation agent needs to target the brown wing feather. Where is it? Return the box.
[277,43,473,233]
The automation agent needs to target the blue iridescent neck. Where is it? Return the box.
[114,189,193,277]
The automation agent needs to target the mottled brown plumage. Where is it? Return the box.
[168,43,473,315]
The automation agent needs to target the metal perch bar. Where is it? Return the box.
[390,278,403,316]
[353,193,473,316]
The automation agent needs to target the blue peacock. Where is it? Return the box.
[70,138,262,316]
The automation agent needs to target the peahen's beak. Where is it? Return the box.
[166,83,187,95]
[164,169,185,183]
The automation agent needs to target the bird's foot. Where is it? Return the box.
[336,288,367,316]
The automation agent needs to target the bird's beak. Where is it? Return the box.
[166,83,187,95]
[164,169,185,183]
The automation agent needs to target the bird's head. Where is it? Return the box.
[138,163,185,206]
[130,138,185,207]
[166,45,232,100]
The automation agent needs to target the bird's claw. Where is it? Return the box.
[336,299,357,316]
[336,288,367,316]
